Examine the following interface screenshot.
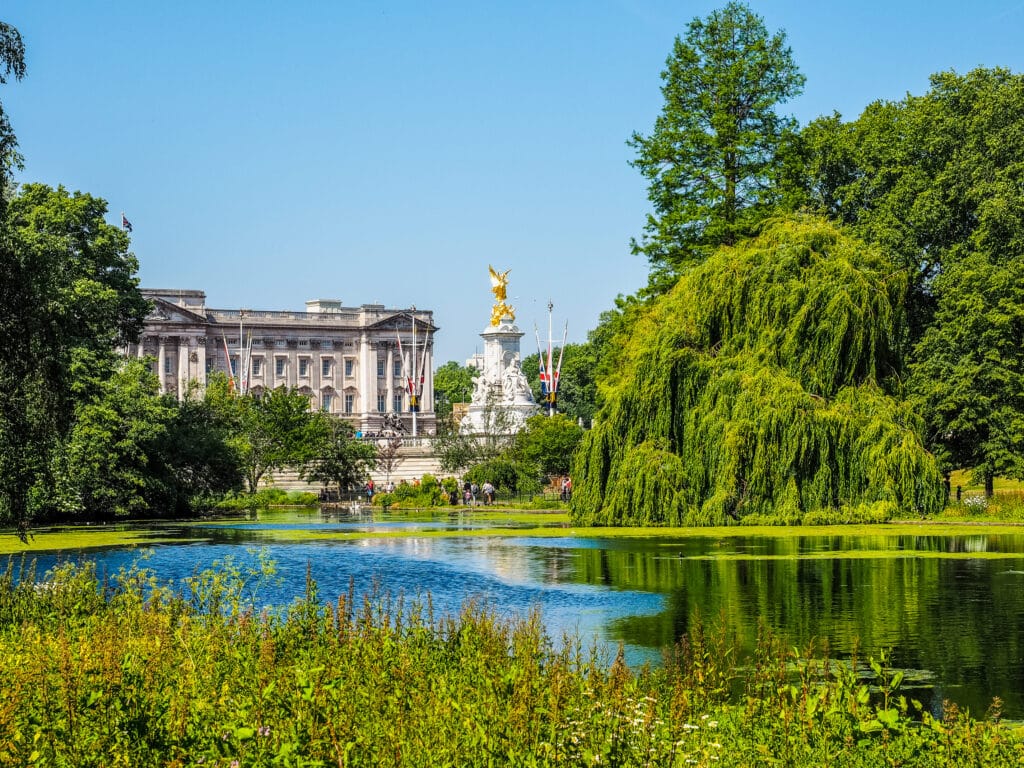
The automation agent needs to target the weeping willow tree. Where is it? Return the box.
[572,217,945,526]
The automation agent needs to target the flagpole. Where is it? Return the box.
[238,311,244,396]
[411,308,418,438]
[553,319,568,417]
[547,301,555,417]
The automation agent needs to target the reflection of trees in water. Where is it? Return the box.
[569,538,1024,718]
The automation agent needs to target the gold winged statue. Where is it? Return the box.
[488,265,515,326]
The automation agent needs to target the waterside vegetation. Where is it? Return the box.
[0,559,1020,767]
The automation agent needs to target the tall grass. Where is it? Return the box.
[0,555,1019,767]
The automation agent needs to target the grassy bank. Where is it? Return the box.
[0,559,1019,767]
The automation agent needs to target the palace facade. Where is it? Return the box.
[127,289,438,435]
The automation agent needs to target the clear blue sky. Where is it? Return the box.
[5,1,1024,365]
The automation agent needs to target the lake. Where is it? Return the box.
[16,510,1024,720]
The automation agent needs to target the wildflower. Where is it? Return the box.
[231,761,240,768]
[258,725,271,737]
[682,723,699,731]
[708,721,718,728]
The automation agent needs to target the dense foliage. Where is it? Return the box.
[629,1,804,280]
[0,183,150,529]
[432,360,478,424]
[572,218,945,526]
[0,558,1018,766]
[788,67,1024,490]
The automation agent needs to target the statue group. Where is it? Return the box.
[461,266,539,434]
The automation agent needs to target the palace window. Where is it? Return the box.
[377,359,385,377]
[393,394,403,413]
[393,359,402,378]
[344,359,354,377]
[322,393,333,412]
[377,394,386,412]
[275,358,285,377]
[229,358,237,377]
[165,356,173,374]
[322,358,331,377]
[344,394,354,414]
[299,358,309,378]
[252,358,262,376]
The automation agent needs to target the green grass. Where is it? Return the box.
[949,469,1024,494]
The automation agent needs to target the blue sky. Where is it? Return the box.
[5,1,1024,364]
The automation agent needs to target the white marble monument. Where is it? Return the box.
[460,267,539,434]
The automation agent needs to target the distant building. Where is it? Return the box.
[126,289,438,435]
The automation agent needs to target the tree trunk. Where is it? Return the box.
[985,471,994,499]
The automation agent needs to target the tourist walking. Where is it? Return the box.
[482,482,495,505]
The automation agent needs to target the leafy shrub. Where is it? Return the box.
[213,488,319,511]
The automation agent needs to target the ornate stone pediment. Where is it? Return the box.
[366,311,436,333]
[146,298,208,325]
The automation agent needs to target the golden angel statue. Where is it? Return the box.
[488,265,515,325]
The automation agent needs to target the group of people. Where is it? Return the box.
[455,481,495,506]
[364,479,396,501]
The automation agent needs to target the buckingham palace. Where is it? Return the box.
[126,289,438,435]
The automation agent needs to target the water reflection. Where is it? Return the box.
[19,520,1024,719]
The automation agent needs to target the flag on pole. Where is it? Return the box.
[121,212,133,233]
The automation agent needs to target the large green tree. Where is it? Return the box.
[629,2,804,280]
[511,414,584,479]
[571,218,944,526]
[0,21,25,205]
[909,255,1024,495]
[790,67,1024,487]
[301,416,377,496]
[49,358,175,520]
[208,383,324,493]
[0,184,149,530]
[432,360,478,425]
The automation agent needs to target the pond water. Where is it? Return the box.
[20,511,1024,719]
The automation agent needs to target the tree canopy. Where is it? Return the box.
[788,67,1024,489]
[0,184,149,529]
[629,2,804,280]
[571,218,945,526]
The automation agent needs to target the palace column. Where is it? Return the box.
[385,344,395,412]
[195,337,208,391]
[423,343,434,414]
[157,337,167,394]
[177,337,190,400]
[358,332,373,422]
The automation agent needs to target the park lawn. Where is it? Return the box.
[949,468,1024,494]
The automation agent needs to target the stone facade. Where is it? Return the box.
[127,289,438,435]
